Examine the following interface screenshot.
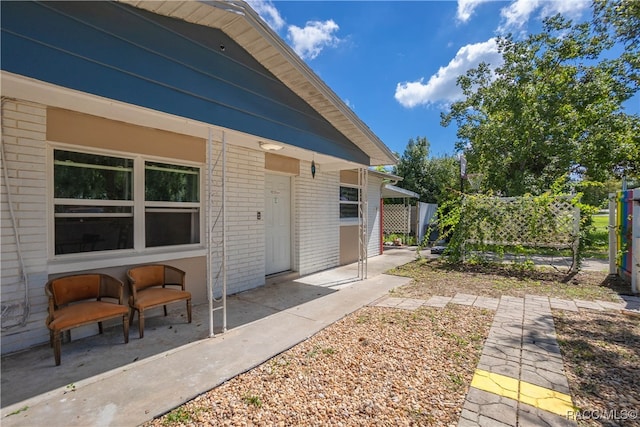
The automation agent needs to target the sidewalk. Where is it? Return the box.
[1,249,416,426]
[373,293,639,426]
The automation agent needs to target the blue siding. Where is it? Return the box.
[1,1,369,164]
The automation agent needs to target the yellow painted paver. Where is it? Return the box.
[471,369,519,401]
[519,381,576,418]
[471,369,576,419]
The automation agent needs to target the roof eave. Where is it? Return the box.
[121,0,397,166]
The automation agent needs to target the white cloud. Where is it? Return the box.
[498,0,591,34]
[540,0,591,20]
[394,38,502,108]
[246,1,344,60]
[498,0,541,33]
[456,0,492,23]
[246,0,285,31]
[344,99,355,110]
[397,0,593,109]
[287,20,341,60]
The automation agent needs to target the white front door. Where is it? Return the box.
[265,174,291,275]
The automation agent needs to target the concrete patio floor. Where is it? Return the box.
[0,248,417,416]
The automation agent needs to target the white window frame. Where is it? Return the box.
[340,184,361,225]
[48,143,205,273]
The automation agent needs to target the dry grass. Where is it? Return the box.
[555,310,640,426]
[389,258,628,302]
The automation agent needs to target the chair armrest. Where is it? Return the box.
[99,275,125,305]
[163,265,186,290]
[44,281,56,324]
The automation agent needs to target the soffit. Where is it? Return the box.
[120,0,397,166]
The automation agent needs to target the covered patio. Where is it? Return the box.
[1,248,416,412]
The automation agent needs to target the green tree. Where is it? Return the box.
[441,5,640,196]
[393,137,459,204]
[594,0,640,88]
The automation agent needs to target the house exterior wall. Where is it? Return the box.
[338,171,383,265]
[1,99,50,353]
[1,98,379,355]
[1,1,395,357]
[219,144,266,295]
[47,107,204,162]
[295,161,340,275]
[339,225,359,265]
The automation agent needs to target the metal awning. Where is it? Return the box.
[381,184,419,199]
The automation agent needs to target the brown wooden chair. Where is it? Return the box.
[126,264,192,338]
[45,273,129,366]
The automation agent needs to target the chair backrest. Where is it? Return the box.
[128,265,165,290]
[48,274,101,306]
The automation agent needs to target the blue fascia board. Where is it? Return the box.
[1,1,369,164]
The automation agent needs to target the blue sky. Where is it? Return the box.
[246,0,639,162]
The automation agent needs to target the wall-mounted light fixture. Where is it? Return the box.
[259,141,283,151]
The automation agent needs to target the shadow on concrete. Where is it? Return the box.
[1,281,335,407]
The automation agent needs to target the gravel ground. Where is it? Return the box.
[146,260,637,426]
[555,310,640,427]
[145,305,493,426]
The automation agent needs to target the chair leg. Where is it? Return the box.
[49,329,54,348]
[123,315,129,344]
[129,307,135,326]
[53,332,62,366]
[187,299,192,323]
[163,305,168,317]
[98,321,104,335]
[138,311,145,339]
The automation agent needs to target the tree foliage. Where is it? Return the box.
[593,0,640,87]
[441,1,640,196]
[393,137,459,204]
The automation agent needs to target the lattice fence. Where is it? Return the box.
[384,204,411,234]
[462,195,579,249]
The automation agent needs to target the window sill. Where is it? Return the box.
[340,218,361,226]
[47,247,207,275]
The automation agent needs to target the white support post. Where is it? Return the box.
[357,168,368,280]
[207,129,228,337]
[363,168,368,279]
[609,194,617,275]
[222,132,227,332]
[207,129,214,337]
[406,198,410,246]
[570,203,580,273]
[632,190,639,293]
